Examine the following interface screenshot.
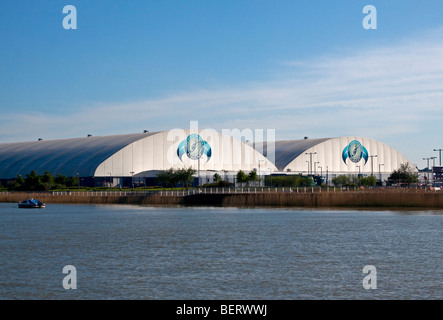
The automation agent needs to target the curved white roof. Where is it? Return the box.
[267,137,415,174]
[0,130,278,179]
[0,133,414,179]
[94,130,277,177]
[0,132,157,179]
[267,138,331,170]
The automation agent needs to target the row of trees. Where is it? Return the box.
[237,170,315,187]
[235,170,259,187]
[5,163,419,191]
[156,169,259,188]
[331,175,377,187]
[388,163,419,185]
[331,163,419,187]
[155,167,196,189]
[156,168,315,188]
[264,175,314,187]
[6,171,79,191]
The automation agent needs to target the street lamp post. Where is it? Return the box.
[369,155,377,176]
[318,166,322,184]
[108,172,112,191]
[267,168,273,187]
[305,161,310,175]
[314,161,319,176]
[198,154,200,188]
[434,149,443,166]
[258,159,264,187]
[423,158,430,183]
[430,157,437,184]
[305,152,317,175]
[326,166,329,186]
[356,165,361,186]
[431,156,436,168]
[379,164,384,183]
[130,171,135,190]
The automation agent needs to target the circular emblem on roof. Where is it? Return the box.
[186,134,205,160]
[348,140,363,163]
[342,140,369,165]
[177,134,212,163]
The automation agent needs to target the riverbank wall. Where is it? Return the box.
[183,191,443,207]
[2,189,443,208]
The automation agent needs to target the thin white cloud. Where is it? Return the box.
[1,27,443,165]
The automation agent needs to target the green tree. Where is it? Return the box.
[55,174,68,186]
[176,167,196,189]
[156,168,176,189]
[236,170,248,187]
[156,167,196,189]
[41,171,54,184]
[40,171,56,190]
[332,175,350,187]
[264,175,313,187]
[25,170,40,187]
[332,175,360,187]
[68,176,79,188]
[213,173,222,183]
[248,170,258,186]
[23,170,48,190]
[7,180,21,191]
[388,163,419,186]
[360,175,377,186]
[16,174,25,186]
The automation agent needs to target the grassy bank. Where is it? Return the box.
[2,189,443,208]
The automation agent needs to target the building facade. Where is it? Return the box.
[0,131,416,187]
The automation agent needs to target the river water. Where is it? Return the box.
[0,203,441,300]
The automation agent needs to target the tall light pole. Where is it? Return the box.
[369,155,377,176]
[326,166,329,186]
[356,165,361,186]
[198,152,200,188]
[430,157,437,184]
[258,159,264,187]
[305,152,317,175]
[379,164,384,182]
[130,171,135,190]
[318,166,322,183]
[314,161,319,175]
[305,161,310,175]
[423,157,430,183]
[434,149,443,166]
[108,172,112,191]
[431,156,436,168]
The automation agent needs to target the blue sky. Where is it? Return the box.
[1,0,443,167]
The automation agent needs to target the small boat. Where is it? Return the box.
[18,198,46,208]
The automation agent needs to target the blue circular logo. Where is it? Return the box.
[177,134,212,163]
[342,140,369,165]
[185,134,205,160]
[347,140,363,163]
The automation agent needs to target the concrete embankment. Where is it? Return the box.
[2,189,443,208]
